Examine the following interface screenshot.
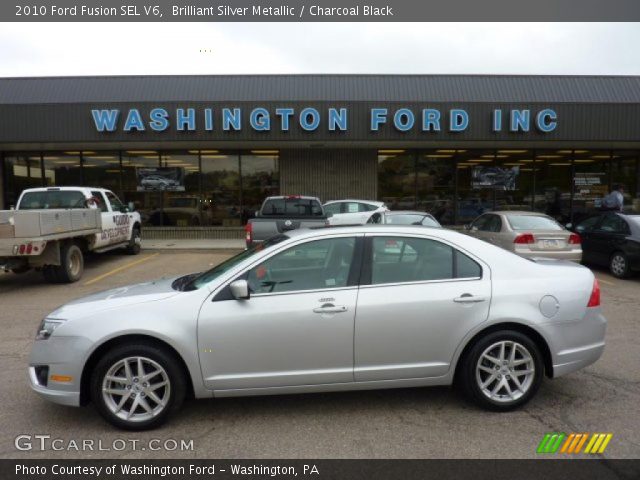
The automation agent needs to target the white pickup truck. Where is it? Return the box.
[0,187,142,283]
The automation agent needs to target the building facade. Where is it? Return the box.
[1,74,639,230]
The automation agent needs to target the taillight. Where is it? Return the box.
[569,233,581,245]
[587,278,600,308]
[244,223,252,244]
[514,233,535,244]
[18,244,26,254]
[26,243,33,254]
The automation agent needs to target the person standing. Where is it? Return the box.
[601,184,625,212]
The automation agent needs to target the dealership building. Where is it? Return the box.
[1,74,639,234]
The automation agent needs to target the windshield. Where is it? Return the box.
[387,214,437,226]
[18,190,86,209]
[507,215,563,231]
[185,235,289,290]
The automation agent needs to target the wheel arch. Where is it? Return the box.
[79,334,194,405]
[453,322,554,385]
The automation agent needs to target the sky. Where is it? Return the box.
[0,22,639,76]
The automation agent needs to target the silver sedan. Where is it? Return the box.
[465,211,582,261]
[29,225,605,430]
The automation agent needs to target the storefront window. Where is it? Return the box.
[121,150,161,226]
[2,153,42,208]
[572,150,609,223]
[534,149,573,224]
[455,150,496,224]
[82,152,121,194]
[417,150,455,225]
[612,151,640,213]
[42,152,82,187]
[160,152,201,226]
[241,151,280,224]
[378,150,415,210]
[200,151,241,226]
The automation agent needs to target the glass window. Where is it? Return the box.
[82,152,121,194]
[18,190,86,209]
[371,237,454,284]
[421,216,441,227]
[456,251,482,278]
[506,214,562,231]
[535,149,573,224]
[598,215,629,234]
[201,152,241,227]
[418,150,455,225]
[486,215,502,232]
[345,202,360,213]
[378,151,415,210]
[323,203,342,215]
[105,191,124,211]
[471,215,491,231]
[90,190,108,212]
[575,215,601,233]
[386,214,428,225]
[121,151,161,227]
[42,152,82,187]
[260,197,323,216]
[241,152,280,224]
[2,154,43,207]
[360,203,379,212]
[248,237,356,294]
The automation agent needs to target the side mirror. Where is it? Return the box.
[229,279,250,300]
[128,202,136,212]
[119,205,130,213]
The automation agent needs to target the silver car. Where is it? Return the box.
[29,226,605,430]
[465,211,582,262]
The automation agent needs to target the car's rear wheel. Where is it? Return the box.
[43,243,84,283]
[460,330,543,411]
[90,343,186,430]
[609,251,630,279]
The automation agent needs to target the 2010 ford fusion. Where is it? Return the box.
[29,226,606,430]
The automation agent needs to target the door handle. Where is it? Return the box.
[313,304,348,314]
[453,294,486,304]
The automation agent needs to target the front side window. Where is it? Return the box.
[486,215,502,232]
[248,237,356,294]
[323,203,341,215]
[370,236,481,285]
[471,215,490,231]
[575,215,601,233]
[90,191,108,213]
[105,191,125,211]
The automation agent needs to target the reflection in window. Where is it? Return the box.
[2,154,42,207]
[42,152,82,187]
[242,152,279,224]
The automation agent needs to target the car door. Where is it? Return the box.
[574,215,603,264]
[354,234,491,381]
[90,190,112,249]
[590,214,631,265]
[197,235,363,390]
[104,191,132,246]
[324,202,343,225]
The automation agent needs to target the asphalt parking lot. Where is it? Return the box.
[0,250,638,459]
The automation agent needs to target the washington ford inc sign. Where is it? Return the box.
[91,107,558,134]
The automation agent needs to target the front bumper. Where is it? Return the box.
[536,307,606,378]
[28,335,93,407]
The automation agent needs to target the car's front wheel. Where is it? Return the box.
[90,343,186,430]
[609,251,631,279]
[459,331,544,411]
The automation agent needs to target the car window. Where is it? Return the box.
[471,215,490,231]
[575,216,601,233]
[486,215,502,232]
[261,198,323,216]
[90,191,109,213]
[370,237,482,285]
[344,202,360,213]
[247,237,356,294]
[359,203,378,212]
[105,191,125,211]
[367,212,383,224]
[598,215,630,234]
[18,190,87,210]
[385,214,426,225]
[421,216,441,227]
[323,203,341,215]
[506,215,562,231]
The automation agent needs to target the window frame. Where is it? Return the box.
[359,233,484,288]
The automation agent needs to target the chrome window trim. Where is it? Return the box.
[359,276,482,290]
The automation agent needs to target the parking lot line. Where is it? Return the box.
[595,277,615,286]
[83,253,160,286]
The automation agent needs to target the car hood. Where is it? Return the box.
[47,276,181,320]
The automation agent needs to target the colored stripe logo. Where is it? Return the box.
[537,433,612,454]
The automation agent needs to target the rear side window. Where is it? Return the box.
[18,191,86,210]
[90,191,108,212]
[261,198,323,216]
[370,237,482,285]
[360,203,379,212]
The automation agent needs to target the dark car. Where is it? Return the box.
[571,212,640,278]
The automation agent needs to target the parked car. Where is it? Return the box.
[244,195,330,248]
[0,187,141,282]
[29,225,605,430]
[570,212,640,278]
[465,211,582,262]
[324,199,387,225]
[367,210,441,228]
[140,175,179,189]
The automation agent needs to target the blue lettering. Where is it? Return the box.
[91,109,119,132]
[328,108,348,131]
[222,108,241,131]
[510,110,530,132]
[422,109,441,132]
[450,109,469,132]
[149,108,169,132]
[123,109,145,132]
[370,108,388,131]
[393,109,415,131]
[300,108,320,131]
[275,108,294,131]
[536,109,557,132]
[493,109,502,132]
[250,108,270,131]
[176,108,196,131]
[204,108,214,131]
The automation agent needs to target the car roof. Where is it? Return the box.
[488,211,552,217]
[385,210,433,216]
[324,199,384,206]
[21,186,110,193]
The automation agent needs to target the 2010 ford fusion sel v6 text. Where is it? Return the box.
[28,226,606,430]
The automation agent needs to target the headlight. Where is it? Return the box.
[35,318,65,340]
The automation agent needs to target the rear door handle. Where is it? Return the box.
[313,304,348,314]
[453,295,486,304]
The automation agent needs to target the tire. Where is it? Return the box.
[459,330,544,411]
[50,243,84,283]
[90,343,186,431]
[10,265,30,274]
[126,227,142,255]
[609,251,631,279]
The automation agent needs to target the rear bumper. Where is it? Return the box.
[517,249,582,262]
[536,308,606,378]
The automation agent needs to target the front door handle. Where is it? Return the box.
[453,294,486,304]
[313,304,348,314]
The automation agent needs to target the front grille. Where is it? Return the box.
[34,366,49,387]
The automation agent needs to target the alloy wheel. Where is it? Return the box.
[475,340,535,403]
[610,254,626,277]
[101,356,171,422]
